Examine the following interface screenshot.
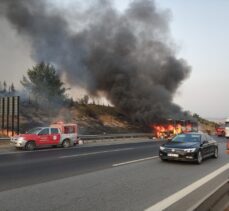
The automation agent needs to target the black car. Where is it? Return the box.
[159,132,218,164]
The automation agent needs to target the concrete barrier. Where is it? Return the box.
[0,133,154,142]
[78,133,153,140]
[0,133,156,148]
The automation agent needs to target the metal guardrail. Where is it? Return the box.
[78,133,153,140]
[0,133,154,142]
[0,138,10,141]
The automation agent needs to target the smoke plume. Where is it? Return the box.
[0,0,191,123]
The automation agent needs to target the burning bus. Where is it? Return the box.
[152,119,198,140]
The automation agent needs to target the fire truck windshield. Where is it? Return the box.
[26,127,43,134]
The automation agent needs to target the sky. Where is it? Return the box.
[157,0,229,119]
[0,0,229,119]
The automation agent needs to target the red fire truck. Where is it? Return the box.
[215,125,225,137]
[10,121,78,150]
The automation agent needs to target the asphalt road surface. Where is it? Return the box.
[0,137,228,211]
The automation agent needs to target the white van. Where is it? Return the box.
[225,118,229,138]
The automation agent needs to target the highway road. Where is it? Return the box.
[0,137,228,211]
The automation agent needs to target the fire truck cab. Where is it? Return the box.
[10,121,78,150]
[215,124,225,137]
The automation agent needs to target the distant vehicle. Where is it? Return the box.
[225,118,229,138]
[159,132,218,164]
[152,119,198,140]
[10,121,78,150]
[215,125,225,137]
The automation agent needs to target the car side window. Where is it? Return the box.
[201,135,207,143]
[51,128,59,134]
[39,128,49,135]
[206,134,212,141]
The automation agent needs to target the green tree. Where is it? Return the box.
[10,83,16,93]
[0,81,3,92]
[193,113,200,120]
[3,81,7,93]
[21,62,67,105]
[79,95,89,104]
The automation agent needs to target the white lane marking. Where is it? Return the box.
[0,146,79,155]
[112,156,159,167]
[145,163,229,211]
[59,147,135,159]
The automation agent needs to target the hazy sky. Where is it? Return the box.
[158,0,229,119]
[115,0,229,119]
[0,0,228,118]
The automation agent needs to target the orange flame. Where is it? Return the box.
[152,123,182,139]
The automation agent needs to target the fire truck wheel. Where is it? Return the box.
[25,141,36,151]
[62,139,70,148]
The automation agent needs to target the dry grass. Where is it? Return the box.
[15,103,140,134]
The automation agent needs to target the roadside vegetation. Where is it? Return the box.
[0,63,219,136]
[21,62,69,108]
[193,113,218,134]
[0,81,16,97]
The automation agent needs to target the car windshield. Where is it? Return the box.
[171,134,201,143]
[26,127,43,134]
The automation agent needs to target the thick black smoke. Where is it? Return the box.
[0,0,191,123]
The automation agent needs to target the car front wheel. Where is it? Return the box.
[197,151,203,164]
[213,147,218,158]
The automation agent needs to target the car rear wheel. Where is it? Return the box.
[25,141,36,151]
[62,140,70,148]
[197,151,203,164]
[213,147,218,158]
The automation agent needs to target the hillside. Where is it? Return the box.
[0,101,219,137]
[19,102,144,134]
[193,113,218,135]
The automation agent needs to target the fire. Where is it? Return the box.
[151,120,193,139]
[152,124,180,139]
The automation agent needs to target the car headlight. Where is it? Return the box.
[184,148,196,153]
[18,137,25,141]
[160,146,165,151]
